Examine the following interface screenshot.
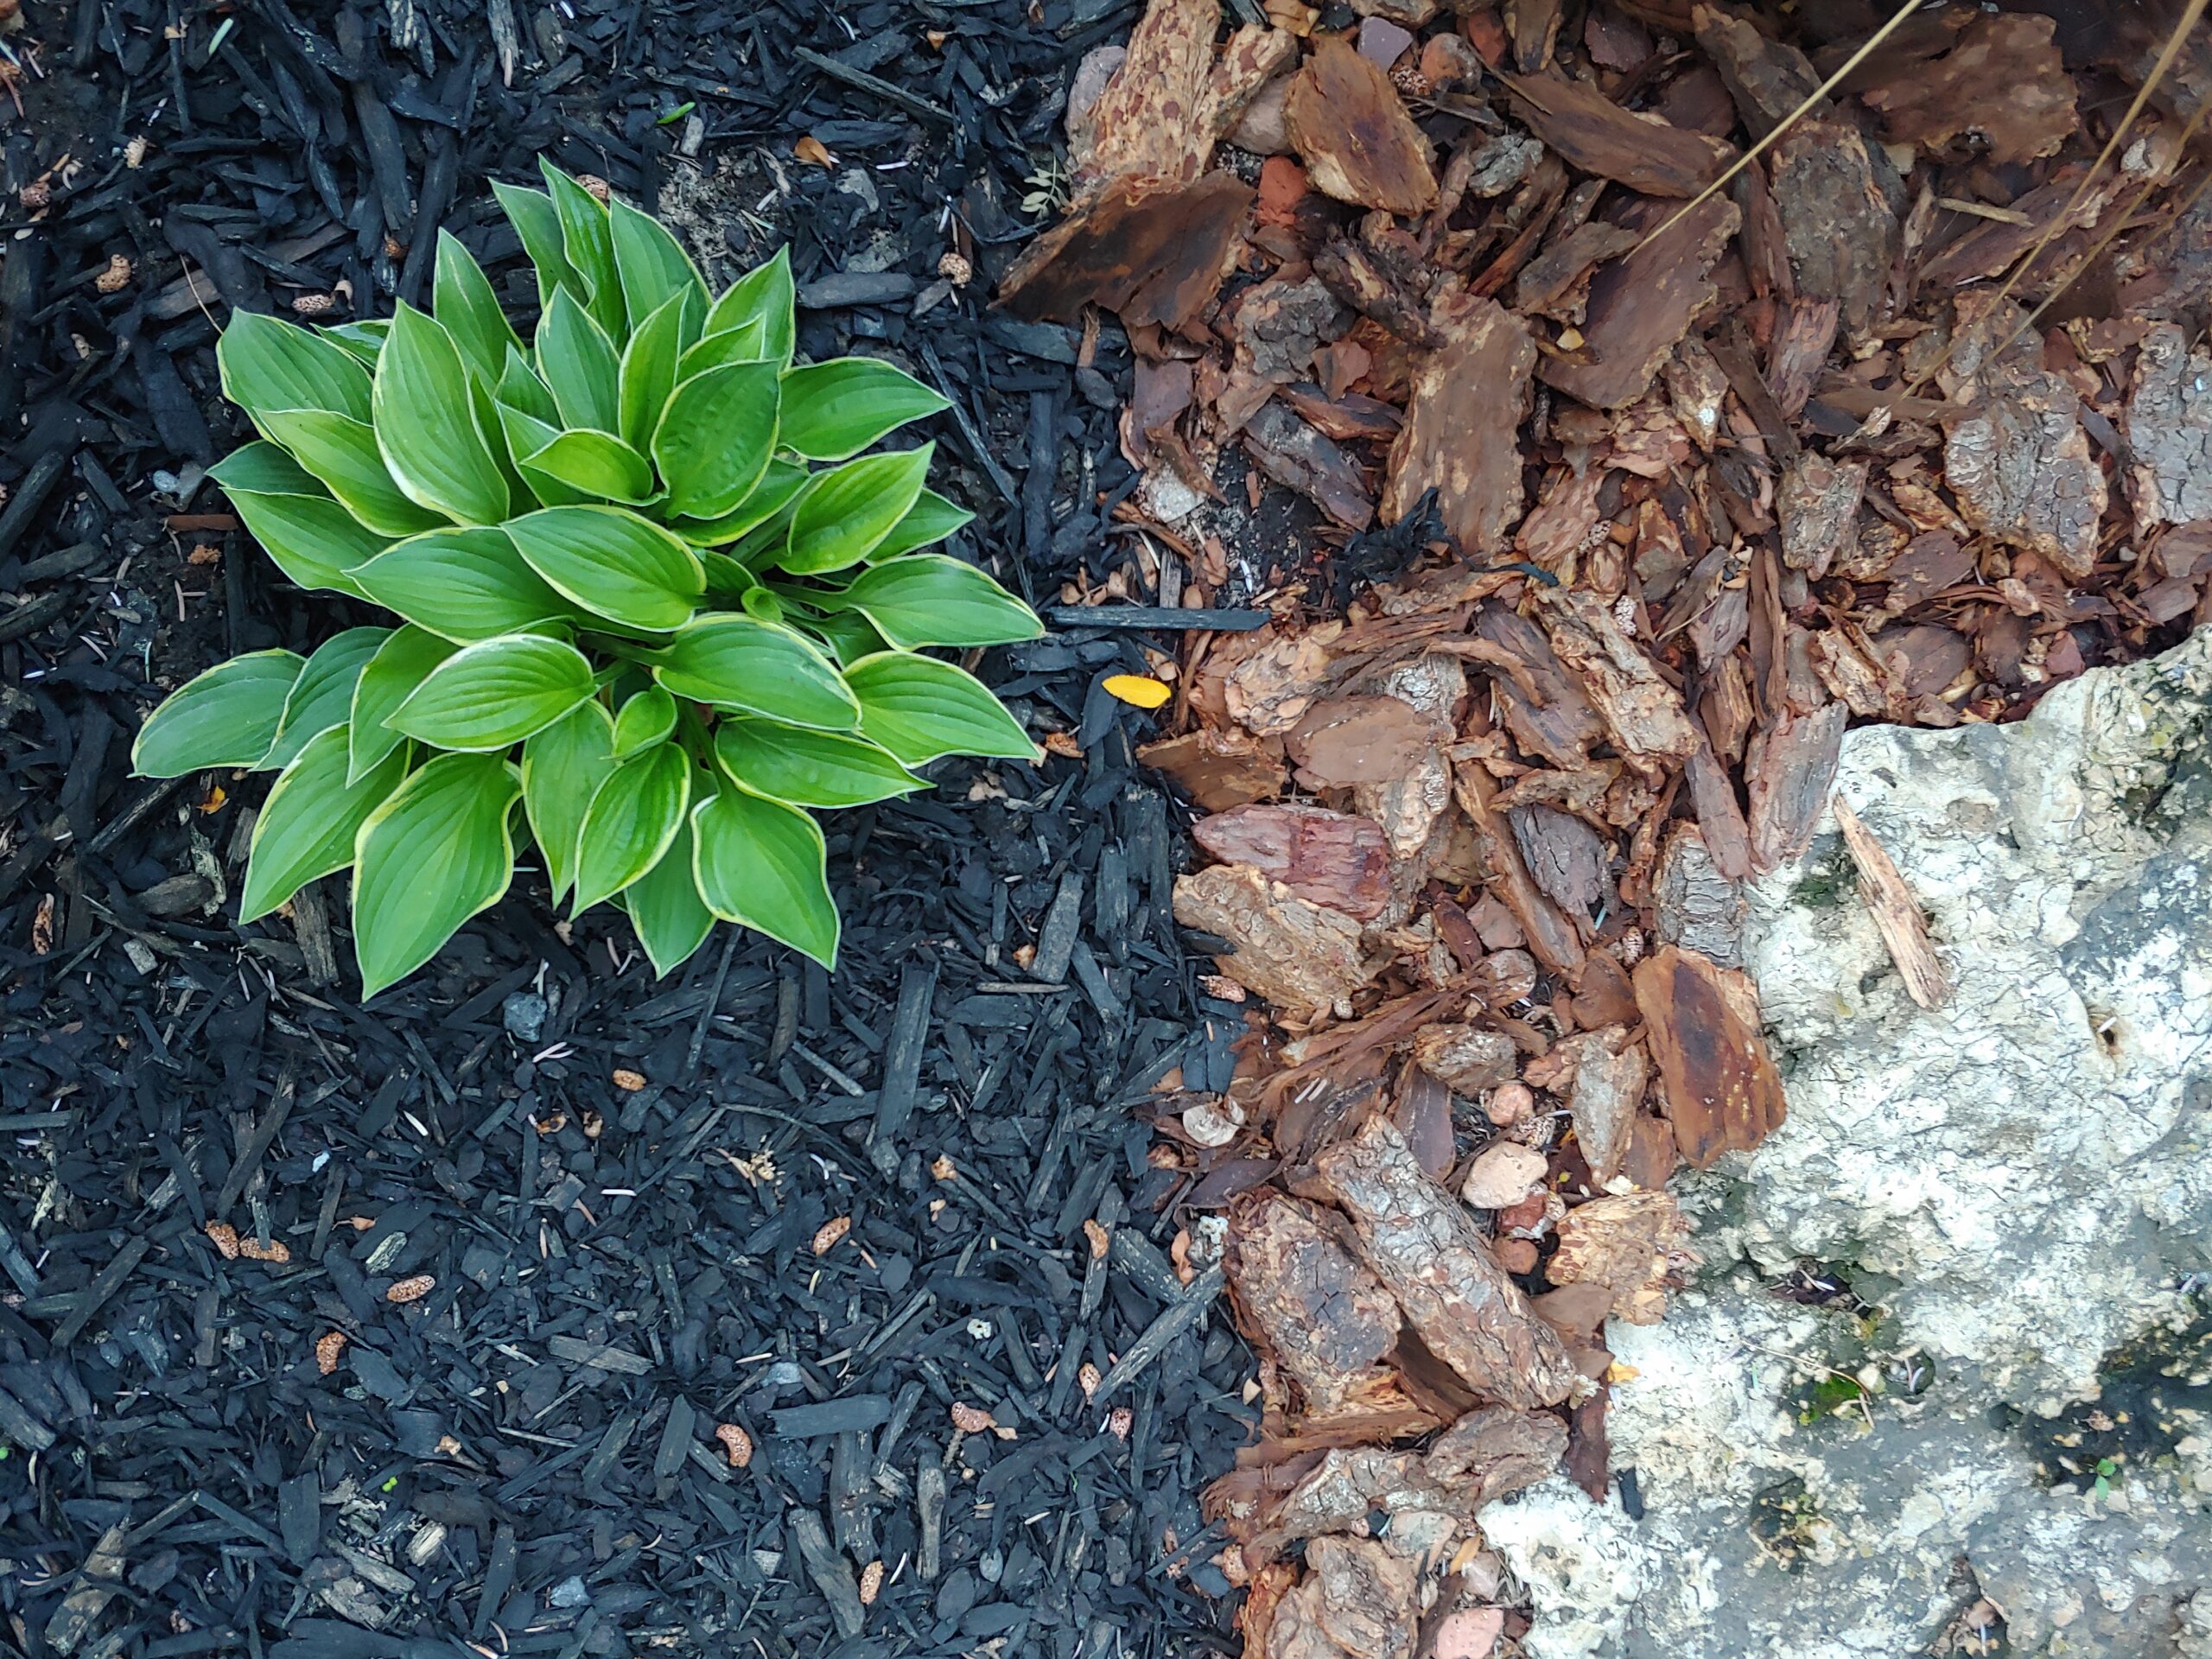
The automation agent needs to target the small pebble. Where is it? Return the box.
[502,991,547,1042]
[548,1575,590,1609]
[1496,1238,1541,1274]
[1485,1082,1535,1126]
[1462,1141,1547,1207]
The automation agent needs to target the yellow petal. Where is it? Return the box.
[1103,673,1172,709]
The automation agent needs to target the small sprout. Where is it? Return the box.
[657,100,696,125]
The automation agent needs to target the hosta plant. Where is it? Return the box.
[134,162,1041,996]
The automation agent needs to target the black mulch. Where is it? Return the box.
[0,1,1257,1655]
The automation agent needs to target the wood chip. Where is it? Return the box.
[1778,452,1867,577]
[1539,195,1740,410]
[1942,300,2107,582]
[1745,702,1844,872]
[1692,3,1823,138]
[1768,120,1894,334]
[1315,1118,1582,1408]
[1633,945,1786,1168]
[315,1332,347,1376]
[1382,285,1535,557]
[386,1274,435,1304]
[1077,0,1296,189]
[1192,803,1395,920]
[612,1069,647,1092]
[1554,1025,1649,1185]
[999,172,1255,330]
[2122,322,2212,530]
[1833,798,1951,1010]
[1412,1024,1519,1094]
[1284,35,1439,215]
[950,1402,997,1435]
[1860,12,2076,166]
[1544,1189,1697,1323]
[715,1422,753,1467]
[1502,69,1734,198]
[811,1216,851,1255]
[1537,589,1700,772]
[1172,861,1382,1013]
[1137,728,1290,812]
[1287,694,1449,787]
[1225,1192,1404,1414]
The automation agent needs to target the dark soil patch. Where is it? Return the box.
[0,2,1249,1656]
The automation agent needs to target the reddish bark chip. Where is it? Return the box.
[1633,945,1786,1167]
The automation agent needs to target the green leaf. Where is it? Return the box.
[821,554,1041,649]
[500,405,592,509]
[612,685,677,758]
[323,319,390,367]
[390,633,598,751]
[210,441,383,594]
[239,726,407,922]
[131,650,304,777]
[778,357,950,461]
[259,409,446,537]
[867,487,975,563]
[648,615,859,729]
[496,343,562,425]
[677,321,768,380]
[217,309,373,424]
[541,160,626,340]
[714,716,924,808]
[518,429,657,505]
[522,700,616,903]
[267,626,391,770]
[493,179,580,314]
[653,359,781,521]
[618,292,686,451]
[352,752,521,998]
[574,739,692,912]
[505,505,704,632]
[704,246,795,366]
[844,651,1037,764]
[691,785,838,966]
[804,610,893,667]
[609,197,707,331]
[434,230,525,386]
[624,804,715,976]
[536,285,623,434]
[349,625,457,782]
[348,526,575,642]
[469,373,534,518]
[669,458,809,548]
[373,304,512,524]
[778,444,932,575]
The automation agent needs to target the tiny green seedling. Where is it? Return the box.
[135,162,1041,997]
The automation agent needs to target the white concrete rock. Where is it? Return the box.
[1484,629,2212,1657]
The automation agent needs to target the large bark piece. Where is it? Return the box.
[2123,322,2212,530]
[1315,1118,1582,1408]
[1471,603,1605,769]
[1451,760,1586,976]
[1077,0,1297,189]
[1554,1025,1649,1185]
[1768,120,1894,334]
[1194,804,1395,921]
[1227,1192,1404,1414]
[1540,195,1741,410]
[1174,862,1382,1013]
[1545,1189,1698,1323]
[999,172,1254,329]
[1860,12,2076,166]
[1267,1536,1419,1659]
[1140,728,1290,812]
[1745,702,1845,872]
[1502,70,1734,199]
[1382,285,1535,558]
[1285,36,1439,216]
[1633,944,1786,1168]
[1942,298,2107,582]
[1692,3,1823,138]
[1538,589,1700,772]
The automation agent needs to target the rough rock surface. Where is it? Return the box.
[1484,630,2212,1656]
